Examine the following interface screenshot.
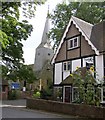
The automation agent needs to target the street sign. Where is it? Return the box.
[11,83,20,89]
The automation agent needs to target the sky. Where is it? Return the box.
[22,0,62,65]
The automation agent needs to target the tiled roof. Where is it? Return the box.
[72,16,93,40]
[90,21,105,52]
[72,16,105,52]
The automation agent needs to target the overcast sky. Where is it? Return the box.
[22,0,62,65]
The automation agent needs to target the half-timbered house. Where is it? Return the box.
[51,16,105,103]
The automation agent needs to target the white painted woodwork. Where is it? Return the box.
[72,59,81,72]
[54,63,62,84]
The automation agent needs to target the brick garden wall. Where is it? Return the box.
[26,98,105,119]
[0,92,8,100]
[0,86,8,100]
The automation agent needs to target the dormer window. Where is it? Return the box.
[68,37,78,49]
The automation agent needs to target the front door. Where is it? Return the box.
[64,86,72,103]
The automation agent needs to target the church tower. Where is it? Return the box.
[34,11,53,72]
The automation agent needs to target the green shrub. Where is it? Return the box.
[33,91,40,99]
[71,67,103,106]
[8,90,18,100]
[40,87,53,100]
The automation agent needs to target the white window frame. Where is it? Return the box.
[63,62,67,71]
[67,61,72,72]
[68,37,79,49]
[63,61,72,71]
[100,87,105,102]
[72,87,79,102]
[97,87,103,102]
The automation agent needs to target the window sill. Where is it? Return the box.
[67,46,80,51]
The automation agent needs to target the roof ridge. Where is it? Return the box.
[71,16,93,26]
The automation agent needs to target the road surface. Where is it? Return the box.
[1,99,81,119]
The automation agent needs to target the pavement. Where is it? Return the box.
[2,99,26,108]
[1,99,82,119]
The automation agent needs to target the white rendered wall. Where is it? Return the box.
[96,55,104,81]
[72,59,81,72]
[63,71,70,80]
[54,63,62,84]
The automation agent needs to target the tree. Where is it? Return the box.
[2,64,36,83]
[1,1,46,86]
[17,64,36,84]
[1,1,46,47]
[49,2,105,49]
[1,1,46,69]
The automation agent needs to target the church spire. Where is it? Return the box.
[41,7,50,45]
[34,5,53,72]
[47,5,50,18]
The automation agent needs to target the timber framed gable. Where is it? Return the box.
[54,17,96,63]
[52,16,100,64]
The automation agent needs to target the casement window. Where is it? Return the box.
[84,57,94,69]
[86,62,93,70]
[72,87,79,102]
[68,61,71,71]
[68,37,78,49]
[98,87,105,102]
[63,62,67,71]
[98,87,103,102]
[63,61,72,72]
